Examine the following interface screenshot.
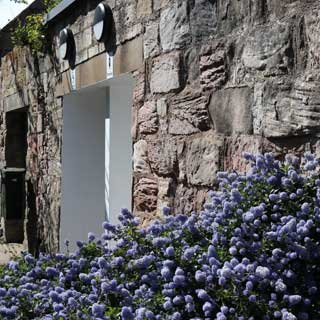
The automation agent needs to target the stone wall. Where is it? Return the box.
[132,0,320,223]
[0,48,62,253]
[1,0,320,252]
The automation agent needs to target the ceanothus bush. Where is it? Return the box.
[0,152,320,319]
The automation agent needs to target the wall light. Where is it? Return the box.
[59,28,73,60]
[93,3,113,42]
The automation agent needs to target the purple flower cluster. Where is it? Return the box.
[0,153,319,319]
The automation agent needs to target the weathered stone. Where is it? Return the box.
[156,177,174,216]
[190,0,216,43]
[133,177,158,213]
[200,44,226,92]
[173,184,195,214]
[153,0,170,11]
[36,113,43,133]
[114,36,144,75]
[138,100,158,134]
[150,52,181,93]
[159,1,190,51]
[137,0,153,18]
[77,53,107,89]
[132,69,146,105]
[208,87,253,135]
[115,3,143,44]
[147,136,178,176]
[224,135,277,173]
[156,98,167,118]
[185,131,224,186]
[144,22,160,59]
[168,86,211,135]
[0,243,25,265]
[173,184,208,214]
[184,48,200,84]
[305,8,320,69]
[133,140,150,173]
[4,90,29,112]
[253,79,320,137]
[241,22,291,73]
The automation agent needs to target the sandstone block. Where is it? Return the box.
[147,136,178,176]
[173,184,209,214]
[4,91,29,112]
[150,52,181,93]
[138,100,158,134]
[173,184,195,214]
[168,87,211,135]
[200,44,226,92]
[144,22,159,59]
[190,0,216,43]
[157,177,174,216]
[133,177,158,213]
[160,1,190,51]
[223,135,277,173]
[208,87,253,135]
[114,36,144,75]
[254,79,320,138]
[156,98,167,118]
[185,131,224,186]
[241,22,291,73]
[133,140,150,173]
[153,0,170,11]
[137,0,153,18]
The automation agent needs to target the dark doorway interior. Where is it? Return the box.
[3,109,28,243]
[3,170,25,243]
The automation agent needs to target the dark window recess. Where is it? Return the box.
[5,109,28,168]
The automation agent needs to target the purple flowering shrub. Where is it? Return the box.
[0,152,320,319]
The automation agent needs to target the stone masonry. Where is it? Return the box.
[1,0,320,252]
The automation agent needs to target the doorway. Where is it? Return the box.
[61,75,133,251]
[2,109,28,243]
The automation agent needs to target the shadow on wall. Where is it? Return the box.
[26,180,39,257]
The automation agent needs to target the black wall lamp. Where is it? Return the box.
[93,2,113,42]
[59,28,74,60]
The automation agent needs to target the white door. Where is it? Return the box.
[61,76,133,252]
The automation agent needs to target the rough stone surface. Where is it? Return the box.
[189,0,216,44]
[147,135,178,177]
[208,87,253,135]
[168,86,211,135]
[200,43,227,92]
[144,22,160,59]
[256,79,320,137]
[137,0,153,18]
[185,131,224,186]
[156,177,174,216]
[150,52,181,94]
[133,140,150,173]
[2,0,320,250]
[0,244,25,265]
[133,177,158,216]
[138,100,158,134]
[241,22,291,72]
[159,1,190,52]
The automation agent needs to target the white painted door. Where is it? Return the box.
[61,75,133,252]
